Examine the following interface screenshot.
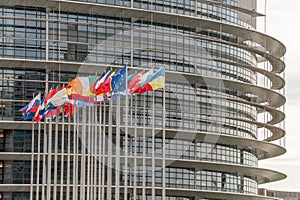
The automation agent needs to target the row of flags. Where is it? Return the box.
[20,66,165,123]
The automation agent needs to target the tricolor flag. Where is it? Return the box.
[22,92,41,121]
[34,92,46,123]
[68,76,97,96]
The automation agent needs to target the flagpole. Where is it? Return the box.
[76,105,80,200]
[36,112,41,200]
[91,100,95,198]
[151,90,155,199]
[80,106,86,199]
[142,92,146,199]
[115,92,121,199]
[91,104,95,199]
[66,103,71,200]
[130,92,133,126]
[107,95,113,199]
[60,109,65,200]
[87,101,91,199]
[30,114,34,200]
[94,103,98,198]
[162,68,166,199]
[124,64,128,200]
[98,102,102,199]
[133,94,137,199]
[72,101,77,200]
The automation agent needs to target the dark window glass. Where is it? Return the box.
[0,161,3,184]
[0,130,3,152]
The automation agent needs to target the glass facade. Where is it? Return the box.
[0,0,286,200]
[259,189,300,200]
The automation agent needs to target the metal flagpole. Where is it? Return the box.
[87,102,91,199]
[36,115,41,200]
[115,93,121,199]
[30,117,35,200]
[151,91,155,199]
[98,102,102,198]
[66,103,71,200]
[142,93,146,199]
[75,105,80,200]
[107,95,113,199]
[72,102,77,200]
[91,104,95,199]
[133,95,137,199]
[125,65,129,200]
[60,109,65,200]
[93,102,96,198]
[162,71,166,199]
[92,102,95,199]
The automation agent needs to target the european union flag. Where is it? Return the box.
[111,65,127,94]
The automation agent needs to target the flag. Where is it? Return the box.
[97,71,115,95]
[19,105,28,114]
[45,87,70,109]
[141,66,165,93]
[68,76,97,96]
[64,102,74,118]
[69,94,98,104]
[26,92,41,113]
[128,70,145,94]
[96,95,105,102]
[44,88,58,105]
[45,107,62,121]
[42,88,59,117]
[130,69,154,95]
[34,92,46,123]
[22,92,41,121]
[91,70,112,95]
[24,112,36,121]
[111,65,127,98]
[128,72,137,82]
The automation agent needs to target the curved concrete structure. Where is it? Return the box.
[0,0,286,200]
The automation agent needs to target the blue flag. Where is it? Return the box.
[111,65,127,94]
